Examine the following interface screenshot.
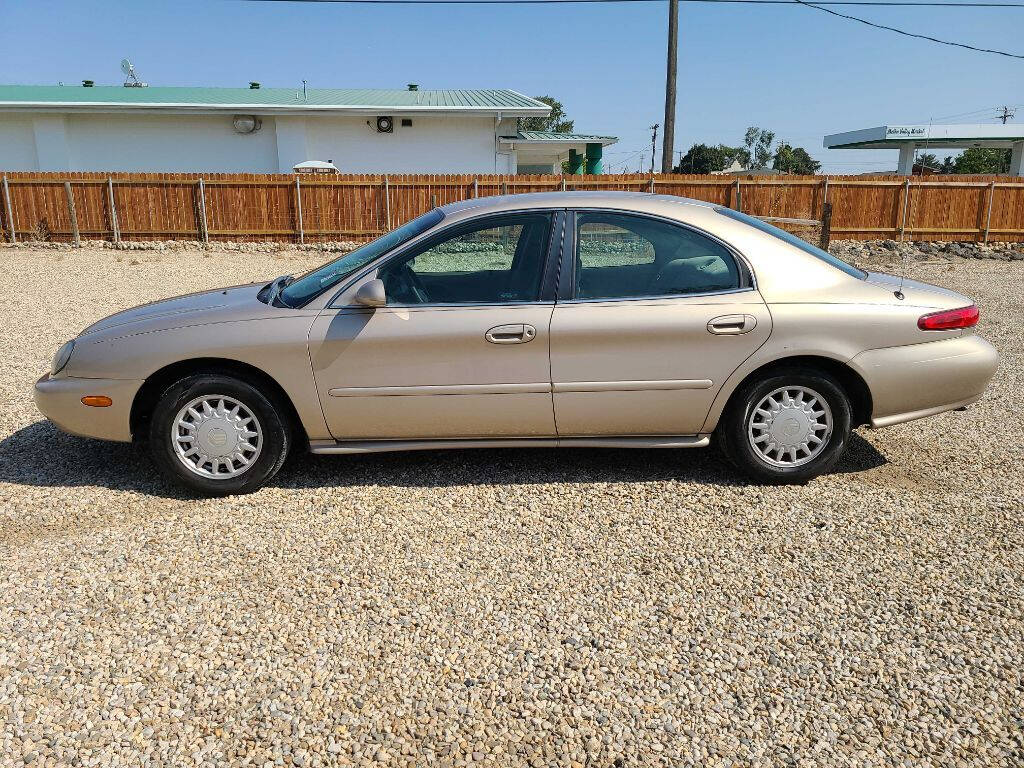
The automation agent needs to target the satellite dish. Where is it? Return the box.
[120,58,147,87]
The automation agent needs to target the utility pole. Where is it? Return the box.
[649,124,659,175]
[661,0,679,174]
[996,106,1016,124]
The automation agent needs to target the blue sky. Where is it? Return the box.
[1,0,1020,173]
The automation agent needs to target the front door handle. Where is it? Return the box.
[707,314,757,335]
[485,324,537,344]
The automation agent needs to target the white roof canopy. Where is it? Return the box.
[825,124,1024,150]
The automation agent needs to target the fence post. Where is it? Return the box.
[561,176,566,192]
[473,177,479,198]
[734,179,741,212]
[196,178,209,244]
[983,181,995,245]
[819,202,833,251]
[822,177,829,213]
[107,177,120,244]
[649,176,655,194]
[294,176,304,244]
[502,180,508,196]
[64,182,80,247]
[383,176,391,231]
[2,175,15,243]
[899,178,910,242]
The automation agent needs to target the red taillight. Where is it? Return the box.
[918,305,979,331]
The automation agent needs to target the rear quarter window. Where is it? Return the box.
[715,207,866,280]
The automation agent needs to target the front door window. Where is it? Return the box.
[377,213,552,305]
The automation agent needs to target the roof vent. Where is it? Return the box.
[407,83,419,91]
[82,80,94,88]
[249,81,261,89]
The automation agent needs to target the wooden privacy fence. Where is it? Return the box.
[2,171,1023,245]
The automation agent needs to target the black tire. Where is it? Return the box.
[720,367,852,484]
[148,374,290,496]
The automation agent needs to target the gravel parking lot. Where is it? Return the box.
[1,244,1022,768]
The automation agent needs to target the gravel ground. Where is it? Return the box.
[1,244,1022,768]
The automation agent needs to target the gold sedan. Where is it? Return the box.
[35,193,997,495]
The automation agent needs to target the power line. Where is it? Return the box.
[930,106,1009,120]
[792,0,1024,57]
[246,0,1024,6]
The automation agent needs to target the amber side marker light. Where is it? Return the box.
[918,305,979,331]
[81,395,113,407]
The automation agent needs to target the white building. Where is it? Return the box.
[0,84,616,175]
[824,124,1024,176]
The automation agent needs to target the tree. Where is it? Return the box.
[520,96,574,134]
[772,143,821,175]
[948,148,1012,174]
[914,152,941,171]
[674,143,750,173]
[675,144,722,173]
[744,126,775,170]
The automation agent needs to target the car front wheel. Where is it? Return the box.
[148,374,290,495]
[721,368,852,484]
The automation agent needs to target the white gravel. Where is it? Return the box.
[1,244,1022,767]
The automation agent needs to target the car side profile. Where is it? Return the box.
[35,192,998,495]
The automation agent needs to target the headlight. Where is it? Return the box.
[51,340,75,375]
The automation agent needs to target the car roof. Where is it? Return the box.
[438,191,718,218]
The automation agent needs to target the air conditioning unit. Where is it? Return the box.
[376,116,394,134]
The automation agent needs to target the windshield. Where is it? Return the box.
[715,207,866,280]
[280,208,444,306]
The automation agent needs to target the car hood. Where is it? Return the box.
[79,282,278,339]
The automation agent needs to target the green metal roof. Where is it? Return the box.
[0,85,550,114]
[500,131,618,147]
[515,131,617,142]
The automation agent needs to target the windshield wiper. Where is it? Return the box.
[264,274,295,307]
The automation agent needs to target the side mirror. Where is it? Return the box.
[353,279,386,308]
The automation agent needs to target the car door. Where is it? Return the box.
[307,211,561,440]
[549,210,771,436]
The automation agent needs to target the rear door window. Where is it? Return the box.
[573,212,741,299]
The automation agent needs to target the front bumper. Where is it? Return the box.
[849,334,998,428]
[34,374,144,442]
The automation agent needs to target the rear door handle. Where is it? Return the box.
[707,314,757,335]
[485,324,537,344]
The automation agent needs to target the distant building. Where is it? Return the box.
[711,160,790,176]
[500,131,618,175]
[0,84,617,175]
[824,123,1024,176]
[854,161,941,178]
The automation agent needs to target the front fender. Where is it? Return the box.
[68,315,332,442]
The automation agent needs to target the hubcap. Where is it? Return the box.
[172,395,263,479]
[747,386,832,468]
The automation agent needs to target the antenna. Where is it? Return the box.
[121,58,147,87]
[895,180,910,300]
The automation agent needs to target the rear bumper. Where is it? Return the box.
[849,334,998,429]
[34,374,143,442]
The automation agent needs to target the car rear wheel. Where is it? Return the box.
[148,374,290,495]
[721,368,851,484]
